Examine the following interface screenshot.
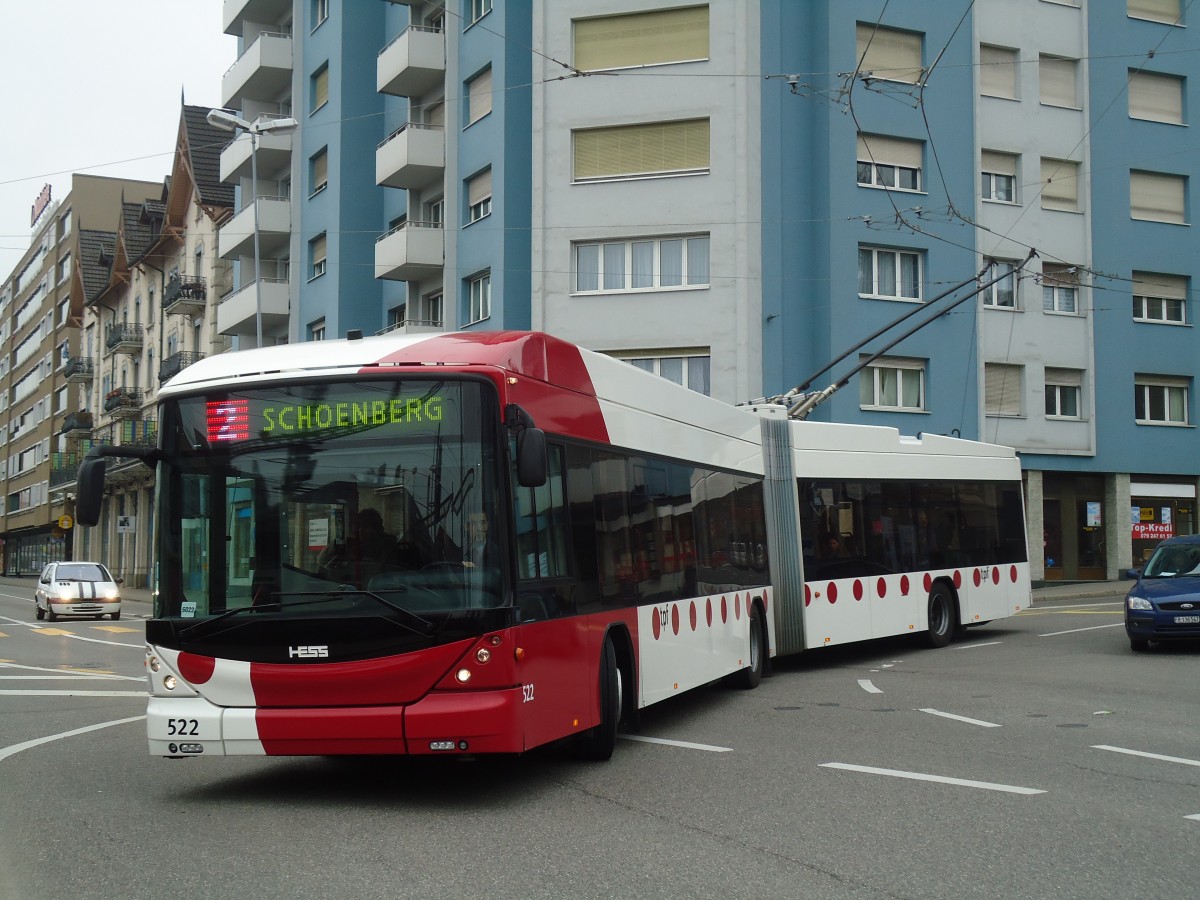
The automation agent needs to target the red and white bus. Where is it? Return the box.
[76,331,1029,761]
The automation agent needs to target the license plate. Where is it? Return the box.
[1174,615,1200,624]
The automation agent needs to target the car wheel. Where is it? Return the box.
[111,612,121,621]
[1129,637,1150,652]
[46,608,57,622]
[35,602,45,621]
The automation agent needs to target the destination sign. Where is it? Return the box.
[205,394,444,443]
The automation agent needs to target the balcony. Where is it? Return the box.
[60,411,94,437]
[377,123,445,190]
[223,0,292,35]
[378,25,445,98]
[104,388,144,419]
[217,278,289,337]
[376,318,444,337]
[375,221,444,282]
[218,195,291,260]
[219,125,293,182]
[163,275,208,317]
[64,356,95,383]
[50,452,83,489]
[159,351,206,384]
[106,324,144,356]
[222,31,292,108]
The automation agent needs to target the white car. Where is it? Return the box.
[35,561,123,621]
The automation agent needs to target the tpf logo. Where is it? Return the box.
[288,645,329,658]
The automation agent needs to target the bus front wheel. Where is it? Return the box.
[577,637,621,761]
[924,584,955,649]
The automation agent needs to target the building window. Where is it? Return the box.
[466,169,492,223]
[573,5,709,72]
[313,0,329,29]
[982,259,1020,308]
[1041,264,1079,314]
[309,233,327,280]
[466,68,492,126]
[1135,376,1189,425]
[469,0,492,25]
[574,234,710,293]
[1040,158,1080,211]
[309,318,326,341]
[856,134,922,191]
[1130,170,1186,223]
[858,246,922,301]
[1045,367,1083,419]
[468,272,491,324]
[310,147,328,195]
[1039,55,1079,108]
[311,64,329,114]
[617,353,711,395]
[573,119,709,182]
[855,23,923,84]
[980,44,1018,99]
[981,151,1017,203]
[1128,70,1184,124]
[424,291,444,326]
[860,357,925,410]
[1132,272,1188,324]
[1128,0,1182,25]
[56,253,72,284]
[984,363,1023,417]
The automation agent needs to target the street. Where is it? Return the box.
[0,579,1196,900]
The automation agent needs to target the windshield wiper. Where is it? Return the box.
[176,590,435,640]
[178,602,283,641]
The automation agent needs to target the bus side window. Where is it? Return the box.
[514,444,570,585]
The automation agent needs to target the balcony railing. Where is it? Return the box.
[106,324,145,353]
[163,275,208,312]
[64,356,95,382]
[51,452,84,488]
[93,418,158,449]
[160,351,206,384]
[104,387,144,414]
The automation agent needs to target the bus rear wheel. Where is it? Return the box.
[729,603,765,689]
[577,637,621,761]
[924,584,955,648]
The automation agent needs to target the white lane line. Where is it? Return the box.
[0,689,146,698]
[821,762,1045,795]
[1093,745,1200,768]
[919,708,1002,728]
[0,715,145,763]
[1031,601,1124,610]
[1185,814,1200,822]
[0,662,141,681]
[1038,623,1124,637]
[0,676,143,681]
[619,734,733,753]
[858,679,883,694]
[954,641,1003,650]
[31,631,143,648]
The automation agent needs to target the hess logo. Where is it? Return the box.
[288,645,329,658]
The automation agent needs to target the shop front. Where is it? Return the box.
[1,522,72,577]
[1042,473,1108,581]
[1130,479,1196,568]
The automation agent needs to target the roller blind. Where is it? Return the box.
[1045,367,1082,386]
[1039,56,1077,107]
[574,6,709,71]
[1128,0,1181,24]
[467,169,492,206]
[985,364,1022,416]
[981,151,1017,176]
[574,119,710,180]
[1041,158,1079,210]
[1131,171,1186,223]
[312,149,327,189]
[468,69,492,124]
[980,45,1017,98]
[1133,271,1186,299]
[313,66,329,110]
[856,24,922,83]
[1128,70,1183,124]
[857,135,922,168]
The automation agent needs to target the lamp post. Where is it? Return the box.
[206,109,299,349]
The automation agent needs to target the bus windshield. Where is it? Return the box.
[154,377,505,621]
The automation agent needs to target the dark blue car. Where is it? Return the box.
[1125,535,1200,652]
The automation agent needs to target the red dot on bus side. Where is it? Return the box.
[853,580,863,601]
[923,573,932,592]
[721,596,728,623]
[992,566,1000,585]
[706,598,713,626]
[1010,565,1018,583]
[804,584,811,607]
[900,574,910,595]
[973,569,982,588]
[671,604,680,635]
[953,570,963,589]
[651,612,661,640]
[689,601,697,631]
[877,577,887,597]
[734,594,741,620]
[828,583,838,604]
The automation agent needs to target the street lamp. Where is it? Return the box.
[207,109,299,349]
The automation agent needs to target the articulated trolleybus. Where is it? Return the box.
[76,331,1029,761]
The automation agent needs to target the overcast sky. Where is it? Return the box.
[0,1,236,279]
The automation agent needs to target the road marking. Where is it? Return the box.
[619,734,733,753]
[954,641,1003,650]
[858,679,883,694]
[1093,745,1200,768]
[0,690,146,697]
[1185,814,1200,822]
[1038,623,1124,637]
[1,661,135,678]
[0,715,145,763]
[820,762,1045,795]
[919,708,1001,728]
[1021,601,1124,612]
[30,628,143,648]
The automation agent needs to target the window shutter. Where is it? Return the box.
[574,6,709,71]
[1128,0,1181,24]
[468,69,493,124]
[573,119,709,180]
[856,24,922,83]
[1133,271,1186,299]
[468,169,492,207]
[1131,171,1186,223]
[981,151,1017,177]
[857,135,922,168]
[1039,56,1077,107]
[312,150,327,188]
[313,67,329,109]
[980,45,1017,98]
[1045,367,1082,386]
[985,363,1023,416]
[1041,158,1079,210]
[1128,71,1183,124]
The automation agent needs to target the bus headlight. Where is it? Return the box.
[455,668,472,683]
